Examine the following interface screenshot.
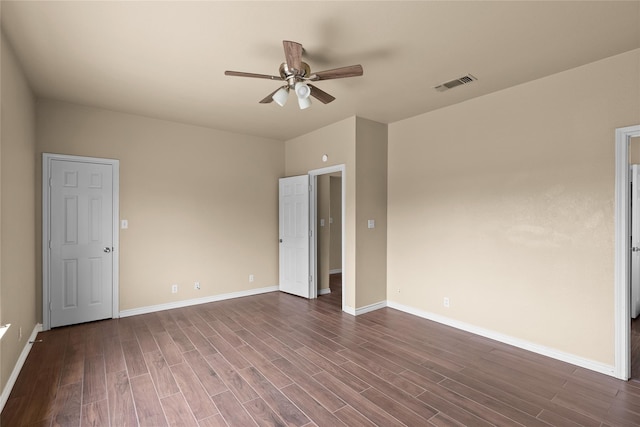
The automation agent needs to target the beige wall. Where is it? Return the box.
[285,117,357,308]
[630,136,640,164]
[0,31,37,392]
[355,118,388,308]
[36,100,284,312]
[388,49,640,365]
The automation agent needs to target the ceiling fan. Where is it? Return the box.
[225,40,363,109]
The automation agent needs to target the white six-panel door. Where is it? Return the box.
[279,175,311,298]
[47,158,115,328]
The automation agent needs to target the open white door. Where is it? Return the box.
[279,175,311,298]
[632,164,640,318]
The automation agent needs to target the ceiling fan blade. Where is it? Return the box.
[259,87,282,104]
[283,40,303,72]
[309,64,363,81]
[308,84,336,104]
[225,70,282,81]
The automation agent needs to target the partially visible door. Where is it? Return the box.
[48,158,115,327]
[279,175,310,298]
[632,164,640,318]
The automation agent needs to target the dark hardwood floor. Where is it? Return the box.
[632,315,640,382]
[4,280,640,426]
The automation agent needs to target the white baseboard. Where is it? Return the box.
[0,323,43,413]
[120,286,278,318]
[355,300,387,315]
[342,300,387,316]
[387,301,615,378]
[329,269,342,275]
[318,288,331,296]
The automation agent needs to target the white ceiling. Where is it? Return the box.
[2,1,639,140]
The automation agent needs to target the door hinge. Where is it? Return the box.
[309,275,313,283]
[309,185,312,192]
[48,301,52,312]
[48,240,52,249]
[48,178,52,187]
[309,229,312,237]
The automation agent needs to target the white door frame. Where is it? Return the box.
[614,125,640,379]
[309,164,346,313]
[42,153,120,331]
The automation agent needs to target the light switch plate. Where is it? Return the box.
[121,219,128,229]
[368,219,375,229]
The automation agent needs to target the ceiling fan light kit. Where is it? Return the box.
[225,40,363,110]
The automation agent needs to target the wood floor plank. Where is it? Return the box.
[135,325,160,354]
[183,325,218,356]
[170,362,219,421]
[242,397,287,427]
[59,341,85,386]
[271,357,346,413]
[211,390,258,427]
[81,399,110,427]
[144,350,180,398]
[103,336,126,374]
[205,353,259,403]
[161,393,199,427]
[182,350,228,396]
[130,374,168,427]
[83,354,107,404]
[50,382,82,427]
[237,366,310,427]
[121,339,148,378]
[197,414,228,427]
[312,371,401,427]
[206,333,251,369]
[106,370,138,427]
[333,405,376,427]
[236,344,293,389]
[280,384,346,427]
[167,327,197,353]
[154,331,184,366]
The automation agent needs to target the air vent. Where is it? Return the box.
[434,74,477,92]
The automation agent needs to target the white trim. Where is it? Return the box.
[615,125,640,380]
[355,300,387,315]
[42,153,120,331]
[308,164,346,314]
[0,323,43,412]
[388,301,615,377]
[318,288,331,296]
[329,269,342,275]
[119,286,278,318]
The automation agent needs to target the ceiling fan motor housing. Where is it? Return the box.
[279,62,311,87]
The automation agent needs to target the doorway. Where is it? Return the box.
[42,153,120,330]
[614,125,640,380]
[309,164,346,312]
[315,173,343,308]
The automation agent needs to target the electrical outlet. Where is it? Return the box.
[249,274,254,283]
[194,281,200,290]
[443,297,450,308]
[171,284,178,293]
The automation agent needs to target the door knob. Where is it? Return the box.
[104,247,112,253]
[633,247,640,252]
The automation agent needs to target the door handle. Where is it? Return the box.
[633,247,640,252]
[104,247,112,253]
[279,239,283,243]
